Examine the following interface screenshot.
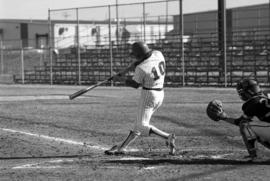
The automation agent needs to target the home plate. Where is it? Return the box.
[119,157,150,160]
[210,153,234,159]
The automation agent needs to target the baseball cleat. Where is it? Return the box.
[166,134,176,155]
[104,145,126,155]
[243,154,258,162]
[104,145,118,155]
[243,150,257,161]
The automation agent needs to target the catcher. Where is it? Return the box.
[207,78,270,160]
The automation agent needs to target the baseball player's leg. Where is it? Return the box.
[134,90,176,154]
[239,121,258,158]
[247,123,270,149]
[139,106,170,139]
[105,90,147,155]
[147,115,176,155]
[134,90,165,136]
[117,130,140,151]
[149,126,176,155]
[104,130,141,155]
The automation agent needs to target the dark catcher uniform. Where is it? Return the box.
[235,79,270,158]
[242,94,270,123]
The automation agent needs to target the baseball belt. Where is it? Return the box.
[142,87,163,91]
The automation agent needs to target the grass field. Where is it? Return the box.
[0,84,270,181]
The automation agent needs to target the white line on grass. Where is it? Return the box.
[1,127,247,170]
[12,159,74,169]
[1,128,247,153]
[0,95,68,101]
[1,128,107,151]
[11,153,236,170]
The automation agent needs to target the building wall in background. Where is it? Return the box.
[174,3,269,37]
[0,20,48,49]
[0,22,21,48]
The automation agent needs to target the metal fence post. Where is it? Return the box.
[20,40,25,84]
[166,0,168,33]
[109,5,113,86]
[0,40,3,75]
[269,0,270,36]
[116,0,119,46]
[218,0,227,87]
[179,0,185,86]
[143,2,146,42]
[48,9,53,85]
[223,1,227,88]
[76,8,81,85]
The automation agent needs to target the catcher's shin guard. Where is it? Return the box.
[239,121,257,158]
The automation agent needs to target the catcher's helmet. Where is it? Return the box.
[236,78,261,101]
[130,41,151,60]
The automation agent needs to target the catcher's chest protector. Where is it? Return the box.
[242,95,270,123]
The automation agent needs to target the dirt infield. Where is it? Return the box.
[1,84,270,180]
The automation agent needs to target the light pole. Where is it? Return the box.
[166,0,168,33]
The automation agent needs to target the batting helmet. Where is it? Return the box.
[130,41,151,60]
[236,78,261,101]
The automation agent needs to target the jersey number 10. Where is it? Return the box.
[151,61,165,80]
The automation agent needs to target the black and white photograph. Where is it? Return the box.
[1,0,270,180]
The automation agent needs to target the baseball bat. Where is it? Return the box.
[69,61,137,100]
[69,76,113,100]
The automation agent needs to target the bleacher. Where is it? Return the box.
[16,47,131,85]
[14,33,270,87]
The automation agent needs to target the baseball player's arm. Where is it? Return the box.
[113,63,143,88]
[118,60,140,76]
[112,75,141,89]
[222,115,252,126]
[207,100,252,126]
[222,117,241,125]
[125,78,140,88]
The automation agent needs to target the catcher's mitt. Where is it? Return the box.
[206,99,228,122]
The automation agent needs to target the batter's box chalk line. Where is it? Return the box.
[13,153,269,171]
[1,127,249,161]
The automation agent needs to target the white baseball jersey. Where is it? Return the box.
[132,50,166,135]
[133,50,165,89]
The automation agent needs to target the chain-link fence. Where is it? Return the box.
[46,0,180,86]
[1,0,270,86]
[0,39,49,84]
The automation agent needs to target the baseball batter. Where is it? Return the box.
[207,78,270,160]
[105,41,176,155]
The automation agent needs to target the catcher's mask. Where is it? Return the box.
[236,78,261,101]
[130,41,151,60]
